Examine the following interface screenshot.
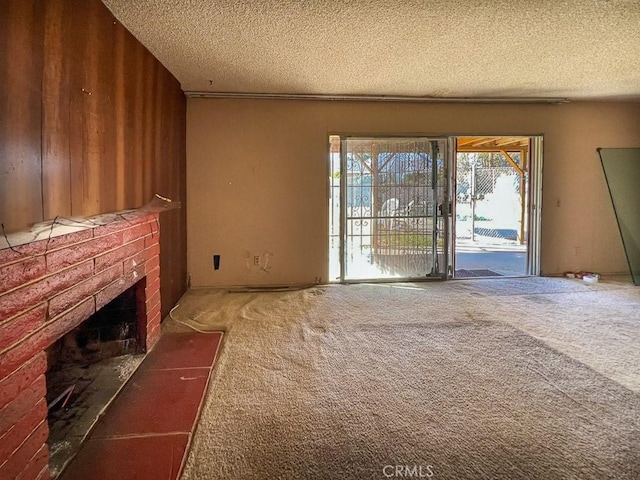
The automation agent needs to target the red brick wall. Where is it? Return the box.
[0,212,161,479]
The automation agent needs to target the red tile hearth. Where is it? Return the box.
[60,331,223,480]
[90,367,209,437]
[59,434,189,480]
[0,212,162,479]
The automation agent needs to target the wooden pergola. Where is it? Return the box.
[456,137,529,244]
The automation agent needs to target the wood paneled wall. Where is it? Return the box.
[0,0,187,316]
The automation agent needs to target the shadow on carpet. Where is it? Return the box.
[456,276,623,296]
[180,289,640,480]
[455,269,503,278]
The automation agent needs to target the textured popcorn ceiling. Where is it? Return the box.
[102,0,640,99]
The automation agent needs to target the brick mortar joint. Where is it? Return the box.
[145,276,161,287]
[2,265,154,331]
[92,217,157,239]
[42,263,124,319]
[0,296,95,357]
[21,443,50,478]
[86,235,151,264]
[0,418,48,471]
[0,235,155,299]
[0,259,94,299]
[0,217,158,270]
[0,303,47,332]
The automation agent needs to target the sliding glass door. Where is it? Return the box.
[329,137,450,281]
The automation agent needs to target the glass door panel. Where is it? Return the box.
[341,137,449,281]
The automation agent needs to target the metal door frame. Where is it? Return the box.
[527,136,543,275]
[329,134,542,282]
[449,135,543,278]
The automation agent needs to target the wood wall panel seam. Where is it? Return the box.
[1,0,187,317]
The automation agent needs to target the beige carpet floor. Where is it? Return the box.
[166,277,640,479]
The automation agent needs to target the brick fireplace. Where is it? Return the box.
[0,212,162,480]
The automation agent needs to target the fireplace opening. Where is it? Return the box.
[45,283,146,478]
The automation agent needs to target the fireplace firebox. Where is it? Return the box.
[0,211,162,480]
[45,283,147,477]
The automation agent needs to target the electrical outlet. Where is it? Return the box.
[253,255,260,266]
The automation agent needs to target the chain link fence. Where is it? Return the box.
[456,164,523,243]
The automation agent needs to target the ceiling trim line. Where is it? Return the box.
[184,91,570,104]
